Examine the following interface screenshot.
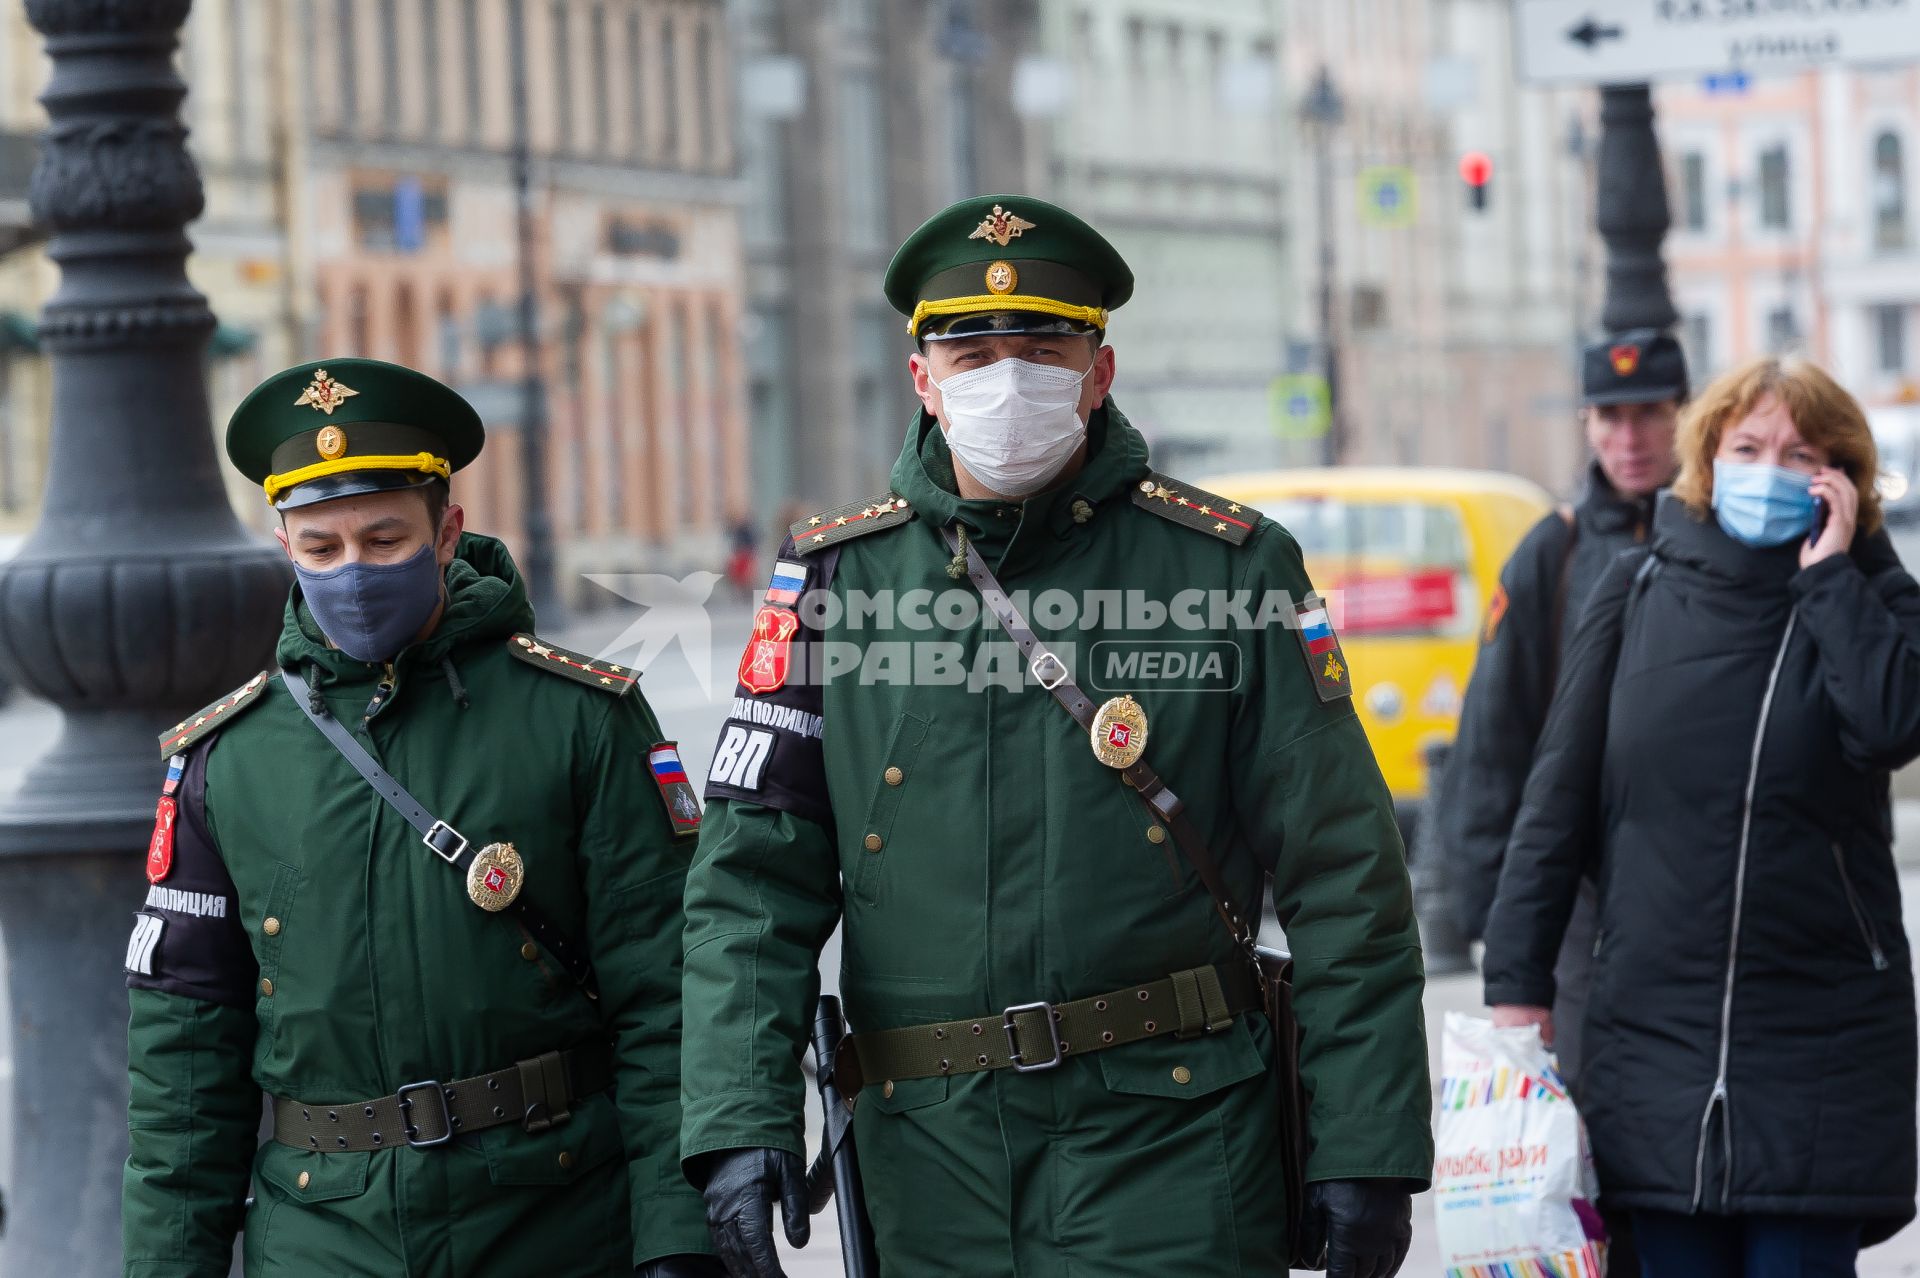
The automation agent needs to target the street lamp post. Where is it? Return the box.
[0,2,289,1270]
[1301,66,1345,465]
[507,0,560,622]
[1595,84,1679,333]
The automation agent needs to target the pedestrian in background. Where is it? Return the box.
[1485,355,1920,1277]
[1427,329,1687,1091]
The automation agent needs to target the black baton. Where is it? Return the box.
[807,995,879,1278]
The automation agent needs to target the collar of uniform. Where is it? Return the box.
[1579,457,1657,536]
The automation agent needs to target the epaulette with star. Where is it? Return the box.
[508,633,638,695]
[1129,472,1259,546]
[788,493,914,555]
[156,671,273,760]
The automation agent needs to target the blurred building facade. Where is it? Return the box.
[735,0,1044,515]
[1662,67,1920,407]
[1284,0,1598,495]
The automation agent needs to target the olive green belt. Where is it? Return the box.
[836,964,1259,1097]
[271,1044,613,1153]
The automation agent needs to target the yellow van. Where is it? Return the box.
[1199,467,1553,827]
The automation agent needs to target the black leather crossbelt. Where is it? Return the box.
[271,1043,613,1151]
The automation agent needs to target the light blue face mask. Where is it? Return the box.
[1711,460,1817,548]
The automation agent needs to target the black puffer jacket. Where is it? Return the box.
[1485,494,1920,1240]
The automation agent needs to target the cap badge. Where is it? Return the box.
[314,424,348,460]
[985,260,1019,295]
[294,368,360,416]
[1610,344,1642,377]
[969,204,1036,248]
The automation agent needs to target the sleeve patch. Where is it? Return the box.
[738,606,801,695]
[1482,583,1510,647]
[125,912,165,976]
[146,795,179,884]
[1295,596,1352,703]
[647,742,703,836]
[708,724,776,791]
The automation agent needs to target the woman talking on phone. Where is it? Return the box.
[1484,355,1920,1277]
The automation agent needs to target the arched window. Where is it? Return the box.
[1874,131,1908,251]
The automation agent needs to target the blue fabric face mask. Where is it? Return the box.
[294,542,446,662]
[1711,460,1817,548]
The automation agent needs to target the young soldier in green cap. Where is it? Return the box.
[681,196,1432,1276]
[121,359,719,1277]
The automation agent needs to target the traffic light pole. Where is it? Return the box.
[1595,84,1678,333]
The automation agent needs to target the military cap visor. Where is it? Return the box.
[886,195,1133,340]
[1582,329,1690,407]
[226,358,484,508]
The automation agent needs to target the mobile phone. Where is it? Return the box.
[1810,496,1828,545]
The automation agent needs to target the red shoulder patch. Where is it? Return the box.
[739,606,800,695]
[146,796,178,883]
[1482,584,1510,646]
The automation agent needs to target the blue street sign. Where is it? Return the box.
[1701,71,1750,95]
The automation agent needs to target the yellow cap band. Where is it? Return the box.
[907,294,1109,338]
[262,452,451,504]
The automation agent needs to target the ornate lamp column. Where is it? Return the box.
[0,3,288,1270]
[1596,84,1679,333]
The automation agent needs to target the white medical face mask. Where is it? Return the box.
[930,357,1092,498]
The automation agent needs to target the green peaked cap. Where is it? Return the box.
[884,194,1134,340]
[226,357,485,510]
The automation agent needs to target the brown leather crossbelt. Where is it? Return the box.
[836,963,1260,1097]
[271,1044,612,1152]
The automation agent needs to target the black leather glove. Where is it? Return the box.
[694,1147,811,1278]
[1299,1179,1413,1278]
[636,1256,729,1278]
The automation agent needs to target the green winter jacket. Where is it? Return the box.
[123,534,711,1276]
[682,406,1432,1276]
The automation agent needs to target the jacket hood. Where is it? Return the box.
[277,532,536,680]
[888,399,1153,535]
[1577,458,1657,537]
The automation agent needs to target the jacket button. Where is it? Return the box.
[882,1080,895,1099]
[262,917,281,936]
[520,942,538,961]
[863,833,883,852]
[296,1171,310,1190]
[1146,826,1166,844]
[883,766,904,786]
[557,1151,574,1170]
[259,978,274,997]
[1172,1066,1192,1085]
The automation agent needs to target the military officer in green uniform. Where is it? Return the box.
[681,197,1433,1277]
[122,359,719,1276]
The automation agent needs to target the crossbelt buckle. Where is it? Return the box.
[396,1080,454,1148]
[1002,1001,1064,1073]
[1028,650,1069,691]
[422,820,469,864]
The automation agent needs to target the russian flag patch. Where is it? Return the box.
[765,560,808,607]
[648,742,703,834]
[1294,595,1351,703]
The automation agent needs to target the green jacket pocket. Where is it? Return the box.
[1096,1014,1267,1100]
[850,713,930,905]
[862,1074,950,1115]
[479,1092,625,1186]
[255,1142,371,1203]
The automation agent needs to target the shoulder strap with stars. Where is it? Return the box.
[1128,472,1259,546]
[507,633,639,694]
[788,493,914,556]
[157,671,273,760]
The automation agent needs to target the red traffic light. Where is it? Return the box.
[1459,151,1493,187]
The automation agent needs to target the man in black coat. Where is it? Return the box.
[1423,329,1688,1069]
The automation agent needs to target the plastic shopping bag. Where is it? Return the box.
[1433,1011,1607,1277]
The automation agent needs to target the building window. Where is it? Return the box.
[354,179,450,251]
[1680,313,1712,379]
[839,70,888,248]
[590,2,610,154]
[379,0,401,135]
[338,0,359,130]
[660,11,679,163]
[1875,305,1908,374]
[741,117,787,248]
[693,18,712,166]
[1758,144,1791,231]
[551,1,573,153]
[464,0,484,144]
[1766,305,1799,353]
[1874,131,1908,252]
[422,0,442,140]
[1680,151,1708,233]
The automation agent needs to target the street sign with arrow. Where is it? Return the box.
[1516,0,1920,86]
